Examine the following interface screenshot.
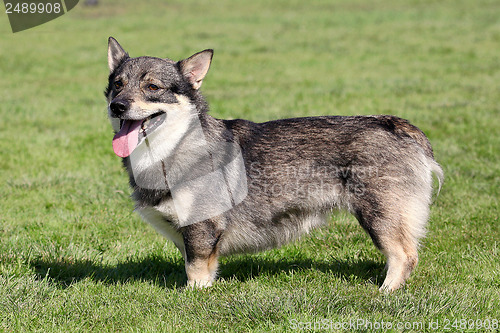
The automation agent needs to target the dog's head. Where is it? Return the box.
[105,37,213,158]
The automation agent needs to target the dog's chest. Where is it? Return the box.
[135,199,185,255]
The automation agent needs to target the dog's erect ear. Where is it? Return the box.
[108,37,129,73]
[179,49,213,90]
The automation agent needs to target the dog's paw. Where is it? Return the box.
[186,279,213,289]
[379,278,405,293]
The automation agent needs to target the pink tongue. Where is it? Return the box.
[112,120,143,158]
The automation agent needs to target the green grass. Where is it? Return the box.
[1,0,499,331]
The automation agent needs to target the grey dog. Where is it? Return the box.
[105,37,443,291]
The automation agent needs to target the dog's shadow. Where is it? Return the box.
[31,254,384,289]
[31,255,186,289]
[220,255,384,285]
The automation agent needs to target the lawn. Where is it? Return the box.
[0,0,499,331]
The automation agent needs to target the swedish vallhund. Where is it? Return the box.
[105,37,442,291]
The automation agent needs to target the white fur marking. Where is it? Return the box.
[136,205,186,260]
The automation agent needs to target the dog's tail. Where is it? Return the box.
[430,160,444,198]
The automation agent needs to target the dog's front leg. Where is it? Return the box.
[185,256,219,288]
[182,221,221,288]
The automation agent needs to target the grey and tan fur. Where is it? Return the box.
[105,37,443,292]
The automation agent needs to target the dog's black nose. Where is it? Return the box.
[110,99,129,117]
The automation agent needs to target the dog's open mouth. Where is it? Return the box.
[112,112,166,158]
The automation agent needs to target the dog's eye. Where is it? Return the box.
[147,84,159,91]
[114,80,123,89]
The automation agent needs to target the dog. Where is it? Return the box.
[105,37,443,291]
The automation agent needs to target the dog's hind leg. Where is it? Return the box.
[182,221,221,288]
[378,235,419,292]
[354,193,430,292]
